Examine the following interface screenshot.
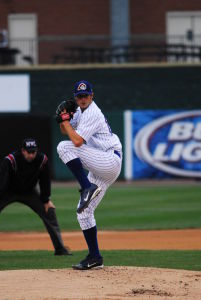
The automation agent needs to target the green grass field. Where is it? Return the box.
[0,184,201,271]
[0,184,201,231]
[0,250,201,271]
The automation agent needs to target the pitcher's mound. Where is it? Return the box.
[0,266,201,299]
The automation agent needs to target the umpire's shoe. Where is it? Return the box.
[77,183,102,214]
[72,254,103,270]
[54,247,72,256]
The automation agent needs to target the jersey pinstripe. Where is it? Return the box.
[70,101,122,152]
[57,100,122,230]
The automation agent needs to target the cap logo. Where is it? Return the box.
[77,83,87,91]
[26,141,36,148]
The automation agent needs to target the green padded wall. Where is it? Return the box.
[1,63,200,179]
[1,64,201,116]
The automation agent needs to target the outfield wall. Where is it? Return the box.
[0,63,201,114]
[0,63,201,180]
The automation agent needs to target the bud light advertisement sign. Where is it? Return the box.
[132,110,201,178]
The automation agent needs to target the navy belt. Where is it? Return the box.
[114,150,121,158]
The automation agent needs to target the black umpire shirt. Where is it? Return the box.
[0,150,51,203]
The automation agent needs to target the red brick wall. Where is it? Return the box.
[1,0,201,36]
[130,0,201,34]
[0,0,110,35]
[1,0,201,63]
[0,0,110,63]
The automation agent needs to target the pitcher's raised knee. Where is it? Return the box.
[57,141,66,156]
[57,141,78,164]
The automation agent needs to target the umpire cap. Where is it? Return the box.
[22,138,38,152]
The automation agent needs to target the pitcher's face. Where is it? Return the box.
[75,94,93,111]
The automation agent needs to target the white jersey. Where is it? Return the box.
[57,99,122,231]
[70,101,122,152]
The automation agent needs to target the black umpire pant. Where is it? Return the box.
[0,190,66,252]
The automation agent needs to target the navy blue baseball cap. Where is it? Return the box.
[22,138,38,152]
[74,80,93,97]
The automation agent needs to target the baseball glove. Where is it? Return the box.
[55,99,78,123]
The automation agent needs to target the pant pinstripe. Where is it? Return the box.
[57,141,122,230]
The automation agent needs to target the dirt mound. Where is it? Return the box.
[1,229,201,299]
[0,266,201,300]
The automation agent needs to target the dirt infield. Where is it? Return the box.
[0,229,201,300]
[0,228,201,250]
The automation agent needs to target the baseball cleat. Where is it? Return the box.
[72,254,103,270]
[77,183,102,214]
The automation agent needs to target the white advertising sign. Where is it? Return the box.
[0,74,30,112]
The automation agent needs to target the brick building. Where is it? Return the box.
[0,0,201,64]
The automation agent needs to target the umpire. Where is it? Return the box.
[0,138,70,256]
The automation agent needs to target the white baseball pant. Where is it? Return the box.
[57,141,122,230]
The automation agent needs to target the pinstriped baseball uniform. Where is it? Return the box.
[57,101,122,230]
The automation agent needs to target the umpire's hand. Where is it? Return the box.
[44,200,56,213]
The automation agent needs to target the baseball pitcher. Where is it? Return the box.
[56,80,122,269]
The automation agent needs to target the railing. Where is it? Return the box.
[1,35,201,65]
[52,44,201,64]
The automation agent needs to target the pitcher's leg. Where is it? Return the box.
[72,183,107,270]
[77,186,107,230]
[57,140,122,268]
[77,179,107,258]
[57,141,121,180]
[57,141,102,213]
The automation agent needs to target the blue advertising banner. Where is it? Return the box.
[124,110,201,179]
